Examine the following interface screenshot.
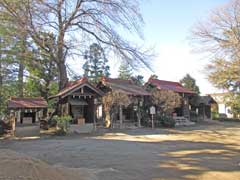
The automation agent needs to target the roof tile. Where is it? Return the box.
[102,77,151,96]
[148,79,195,94]
[8,97,48,109]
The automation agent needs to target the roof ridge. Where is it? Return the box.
[147,78,195,94]
[102,77,134,85]
[150,78,182,85]
[10,97,45,100]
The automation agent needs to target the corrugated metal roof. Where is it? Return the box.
[8,97,48,109]
[102,77,151,96]
[148,79,195,94]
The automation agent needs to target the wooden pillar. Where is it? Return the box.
[119,105,123,129]
[17,110,21,123]
[10,112,16,136]
[93,103,96,131]
[137,109,141,128]
[35,111,39,122]
[203,105,205,121]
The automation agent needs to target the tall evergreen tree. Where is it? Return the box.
[83,43,110,83]
[0,37,19,115]
[118,62,133,80]
[132,75,144,86]
[0,0,152,91]
[180,74,200,94]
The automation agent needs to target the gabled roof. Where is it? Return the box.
[147,78,195,94]
[101,77,151,96]
[49,77,104,99]
[8,97,48,109]
[190,95,217,106]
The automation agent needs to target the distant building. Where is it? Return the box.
[8,97,48,124]
[146,77,195,119]
[97,77,151,127]
[208,93,233,118]
[189,95,217,121]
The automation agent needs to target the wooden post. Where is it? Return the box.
[137,109,141,128]
[150,106,156,129]
[10,112,16,136]
[203,105,205,121]
[93,111,96,131]
[93,99,97,131]
[93,104,96,131]
[151,114,154,129]
[119,105,123,129]
[35,111,39,122]
[17,110,21,123]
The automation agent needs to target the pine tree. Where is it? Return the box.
[118,62,133,80]
[83,43,110,83]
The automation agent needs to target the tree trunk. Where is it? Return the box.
[18,62,24,97]
[119,105,123,129]
[0,50,2,101]
[18,35,27,97]
[0,38,2,92]
[105,111,111,128]
[58,61,68,90]
[57,29,68,90]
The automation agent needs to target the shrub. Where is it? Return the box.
[156,115,175,128]
[212,112,219,119]
[52,115,72,135]
[141,111,151,127]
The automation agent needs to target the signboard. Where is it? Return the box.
[150,106,156,115]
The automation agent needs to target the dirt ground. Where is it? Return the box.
[0,120,240,180]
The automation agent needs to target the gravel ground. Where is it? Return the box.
[0,121,240,180]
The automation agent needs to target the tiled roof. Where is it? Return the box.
[49,77,104,99]
[147,78,195,94]
[8,97,48,109]
[102,77,151,96]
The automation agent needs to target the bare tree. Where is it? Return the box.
[191,0,240,114]
[150,89,181,115]
[0,0,152,90]
[102,90,131,128]
[191,0,240,59]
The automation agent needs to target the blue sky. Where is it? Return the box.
[141,0,227,44]
[70,0,229,94]
[136,0,229,95]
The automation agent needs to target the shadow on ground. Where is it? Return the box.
[0,121,240,180]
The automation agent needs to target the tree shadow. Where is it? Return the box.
[0,122,240,180]
[149,139,240,180]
